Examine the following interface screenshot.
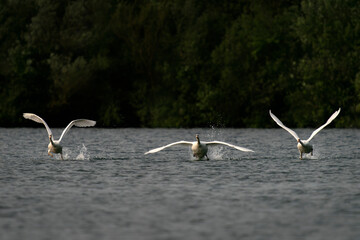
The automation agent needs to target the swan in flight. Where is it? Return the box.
[269,108,341,159]
[23,113,96,160]
[145,134,254,160]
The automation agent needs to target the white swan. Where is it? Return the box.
[145,134,254,160]
[23,113,96,160]
[269,108,341,159]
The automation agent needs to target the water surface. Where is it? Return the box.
[0,128,359,240]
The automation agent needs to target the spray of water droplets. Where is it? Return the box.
[207,125,227,160]
[59,144,90,160]
[76,144,90,160]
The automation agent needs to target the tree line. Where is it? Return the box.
[0,0,359,127]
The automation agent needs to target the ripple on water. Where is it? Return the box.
[0,128,359,240]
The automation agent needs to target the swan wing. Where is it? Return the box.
[23,113,52,137]
[204,141,254,152]
[58,119,96,142]
[306,108,341,142]
[269,110,299,141]
[145,141,193,155]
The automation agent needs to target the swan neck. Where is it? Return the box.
[50,136,55,145]
[298,140,305,146]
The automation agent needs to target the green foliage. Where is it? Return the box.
[0,0,359,127]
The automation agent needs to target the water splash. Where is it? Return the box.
[76,144,90,160]
[208,125,223,140]
[306,152,320,160]
[207,125,226,160]
[62,149,71,160]
[208,146,225,160]
[58,145,90,160]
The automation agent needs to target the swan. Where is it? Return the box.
[269,108,341,159]
[145,134,254,160]
[23,113,96,160]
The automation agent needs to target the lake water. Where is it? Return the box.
[0,128,359,240]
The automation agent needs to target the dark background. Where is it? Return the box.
[0,0,359,127]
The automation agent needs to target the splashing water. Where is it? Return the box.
[208,146,225,160]
[76,144,90,160]
[59,144,90,160]
[208,125,223,140]
[62,149,71,160]
[304,152,320,160]
[207,126,227,160]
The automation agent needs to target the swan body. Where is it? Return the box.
[269,108,341,159]
[23,113,96,160]
[192,135,208,159]
[48,138,62,157]
[145,134,254,160]
[297,139,313,158]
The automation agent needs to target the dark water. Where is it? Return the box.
[0,128,359,240]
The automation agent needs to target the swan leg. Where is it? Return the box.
[48,151,53,157]
[205,154,209,161]
[299,152,302,160]
[60,153,64,160]
[311,151,313,156]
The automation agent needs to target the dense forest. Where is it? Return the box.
[0,0,359,127]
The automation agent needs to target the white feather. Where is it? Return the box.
[59,119,96,142]
[204,141,254,152]
[145,141,193,154]
[269,110,299,141]
[23,113,52,137]
[306,108,341,142]
[145,135,254,159]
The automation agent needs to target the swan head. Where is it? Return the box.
[297,138,300,143]
[195,134,200,143]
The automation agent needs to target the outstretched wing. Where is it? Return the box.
[23,113,52,137]
[204,141,254,152]
[306,108,341,142]
[58,119,96,142]
[145,141,193,155]
[269,110,299,141]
